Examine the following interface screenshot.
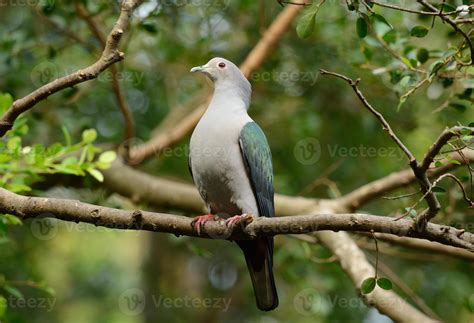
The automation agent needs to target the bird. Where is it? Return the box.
[188,57,278,311]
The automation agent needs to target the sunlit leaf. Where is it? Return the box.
[82,129,97,143]
[87,168,104,182]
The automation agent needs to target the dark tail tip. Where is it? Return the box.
[237,238,279,311]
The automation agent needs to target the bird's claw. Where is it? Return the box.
[191,214,215,235]
[225,213,253,228]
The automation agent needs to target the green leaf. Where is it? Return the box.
[428,59,444,77]
[52,164,83,176]
[399,75,411,88]
[0,154,12,163]
[61,156,78,165]
[140,22,158,33]
[469,122,474,127]
[1,214,22,225]
[383,29,396,43]
[356,17,368,38]
[82,129,97,143]
[87,144,96,162]
[361,277,376,294]
[3,285,24,299]
[400,57,414,68]
[87,168,104,182]
[371,14,392,29]
[6,183,31,193]
[431,187,446,194]
[450,102,467,112]
[42,286,56,296]
[410,26,429,38]
[296,10,317,39]
[7,136,21,151]
[98,151,117,164]
[0,92,13,113]
[416,48,429,64]
[448,159,462,165]
[0,295,6,318]
[61,126,71,146]
[376,278,393,290]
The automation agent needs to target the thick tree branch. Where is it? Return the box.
[1,187,472,250]
[0,0,143,137]
[128,2,309,165]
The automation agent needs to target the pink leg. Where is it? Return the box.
[225,214,248,227]
[191,214,215,235]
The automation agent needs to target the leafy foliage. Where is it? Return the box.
[0,93,116,193]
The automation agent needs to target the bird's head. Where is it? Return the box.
[191,57,251,103]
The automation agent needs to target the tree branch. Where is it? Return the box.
[417,0,473,64]
[1,187,472,250]
[339,149,474,211]
[318,69,474,229]
[0,0,143,137]
[76,3,135,147]
[370,233,474,262]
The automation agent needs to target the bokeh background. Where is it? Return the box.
[0,0,473,322]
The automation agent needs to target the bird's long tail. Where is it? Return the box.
[237,238,278,311]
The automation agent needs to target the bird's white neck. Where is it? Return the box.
[208,83,251,114]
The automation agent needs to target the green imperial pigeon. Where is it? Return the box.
[189,57,278,311]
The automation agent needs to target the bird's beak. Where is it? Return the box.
[190,65,208,73]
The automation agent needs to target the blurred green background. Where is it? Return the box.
[0,0,473,322]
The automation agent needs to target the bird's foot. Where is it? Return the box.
[191,214,215,235]
[225,213,253,228]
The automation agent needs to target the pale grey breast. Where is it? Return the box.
[189,110,259,217]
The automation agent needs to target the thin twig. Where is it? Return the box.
[319,69,416,162]
[76,3,135,152]
[368,1,473,17]
[417,0,473,65]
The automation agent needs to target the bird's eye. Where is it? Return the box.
[218,62,226,68]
